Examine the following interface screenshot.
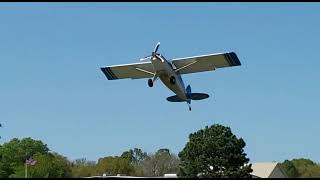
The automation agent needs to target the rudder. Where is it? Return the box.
[186,85,191,94]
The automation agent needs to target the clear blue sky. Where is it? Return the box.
[1,2,320,163]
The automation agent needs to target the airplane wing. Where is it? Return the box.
[171,52,241,75]
[100,62,155,80]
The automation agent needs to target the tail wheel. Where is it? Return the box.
[170,76,176,85]
[148,79,153,87]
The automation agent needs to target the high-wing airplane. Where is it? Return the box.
[100,42,241,111]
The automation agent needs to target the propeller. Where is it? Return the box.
[153,42,160,55]
[139,55,152,61]
[140,42,163,62]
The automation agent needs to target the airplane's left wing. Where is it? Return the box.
[101,62,155,80]
[171,52,241,75]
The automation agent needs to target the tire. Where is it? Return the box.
[148,79,153,87]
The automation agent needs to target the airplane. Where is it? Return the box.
[100,42,241,111]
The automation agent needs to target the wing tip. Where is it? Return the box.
[224,52,241,67]
[100,67,118,80]
[230,52,241,66]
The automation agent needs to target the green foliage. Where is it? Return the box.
[71,158,96,177]
[95,156,135,176]
[121,148,148,176]
[0,162,7,178]
[281,158,320,178]
[302,165,320,178]
[0,137,72,178]
[2,135,320,178]
[0,137,49,178]
[10,152,72,178]
[141,148,180,177]
[280,160,299,177]
[178,124,252,178]
[121,148,148,166]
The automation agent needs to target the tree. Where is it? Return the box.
[291,158,316,177]
[0,137,74,178]
[0,137,49,177]
[121,148,148,176]
[281,158,320,178]
[10,152,72,178]
[121,148,148,166]
[280,160,299,177]
[71,158,96,177]
[95,156,134,176]
[178,124,252,178]
[141,149,180,177]
[301,165,320,178]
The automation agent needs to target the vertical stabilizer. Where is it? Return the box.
[186,85,191,95]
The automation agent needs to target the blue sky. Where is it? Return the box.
[1,2,320,163]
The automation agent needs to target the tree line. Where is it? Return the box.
[0,124,318,178]
[0,137,180,178]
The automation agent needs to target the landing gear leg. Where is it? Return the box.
[148,74,158,88]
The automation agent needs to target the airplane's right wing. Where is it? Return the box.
[171,52,241,75]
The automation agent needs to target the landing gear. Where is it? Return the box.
[148,79,153,87]
[189,106,192,111]
[170,76,176,85]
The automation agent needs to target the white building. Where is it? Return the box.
[251,162,288,178]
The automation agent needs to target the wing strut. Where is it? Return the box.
[135,68,156,76]
[174,61,199,73]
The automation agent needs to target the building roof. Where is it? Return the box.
[251,162,287,178]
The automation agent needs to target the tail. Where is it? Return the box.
[186,85,191,95]
[166,85,209,102]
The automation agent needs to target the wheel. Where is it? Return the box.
[148,79,153,87]
[189,106,192,111]
[170,76,176,85]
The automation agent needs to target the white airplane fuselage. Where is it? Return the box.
[150,55,188,101]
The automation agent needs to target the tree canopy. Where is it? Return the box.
[121,148,148,166]
[178,124,252,178]
[0,137,71,178]
[95,156,135,176]
[140,148,180,177]
[280,158,320,178]
[71,158,96,177]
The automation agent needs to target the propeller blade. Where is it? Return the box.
[140,55,152,61]
[154,42,160,53]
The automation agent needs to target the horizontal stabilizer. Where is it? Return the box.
[166,93,209,102]
[189,93,209,100]
[167,95,185,102]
